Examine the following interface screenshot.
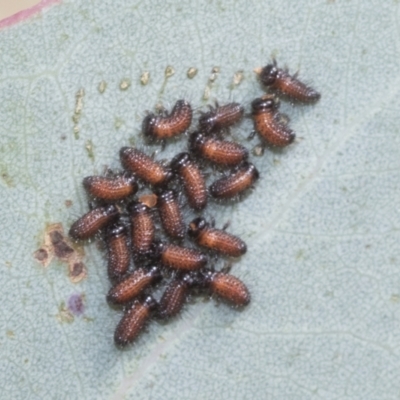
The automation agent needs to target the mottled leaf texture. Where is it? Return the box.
[1,1,400,399]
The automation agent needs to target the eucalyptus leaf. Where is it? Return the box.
[1,1,400,399]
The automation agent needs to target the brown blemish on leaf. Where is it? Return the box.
[6,330,15,338]
[33,248,49,266]
[49,230,74,260]
[65,200,73,208]
[69,261,87,283]
[33,223,86,283]
[56,302,74,324]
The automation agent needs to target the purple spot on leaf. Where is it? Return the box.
[67,293,84,316]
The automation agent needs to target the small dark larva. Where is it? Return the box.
[107,266,161,305]
[106,223,131,282]
[69,204,119,241]
[158,273,196,319]
[251,97,295,147]
[188,217,247,257]
[127,201,155,256]
[209,162,259,199]
[198,102,244,133]
[142,99,192,141]
[189,132,248,167]
[170,152,208,210]
[120,147,172,187]
[114,295,157,347]
[82,174,138,201]
[202,270,250,307]
[151,241,208,271]
[259,61,320,103]
[157,189,185,239]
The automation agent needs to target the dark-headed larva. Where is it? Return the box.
[259,61,320,103]
[142,99,192,141]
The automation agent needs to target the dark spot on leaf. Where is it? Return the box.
[34,248,48,263]
[71,262,84,276]
[67,293,85,316]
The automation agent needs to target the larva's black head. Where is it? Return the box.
[119,146,135,162]
[187,217,208,238]
[170,152,191,172]
[188,131,205,154]
[181,272,199,287]
[238,162,260,181]
[174,99,191,111]
[149,240,165,259]
[148,265,162,283]
[143,294,158,310]
[106,222,127,238]
[126,201,149,215]
[259,64,278,86]
[251,97,278,114]
[105,204,119,218]
[198,269,215,287]
[142,114,157,138]
[122,172,137,186]
[156,189,175,205]
[82,176,94,190]
[198,110,217,133]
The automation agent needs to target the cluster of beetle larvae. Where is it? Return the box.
[68,61,320,347]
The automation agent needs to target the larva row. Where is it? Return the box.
[68,61,320,347]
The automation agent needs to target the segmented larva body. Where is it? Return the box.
[120,147,172,187]
[209,163,259,199]
[157,190,185,239]
[107,267,161,305]
[203,270,250,307]
[189,132,248,167]
[170,152,208,210]
[259,62,320,103]
[198,102,244,133]
[114,296,157,347]
[151,242,208,271]
[251,97,295,147]
[106,224,130,282]
[188,217,247,257]
[69,205,119,241]
[82,174,138,201]
[127,201,155,256]
[142,100,193,140]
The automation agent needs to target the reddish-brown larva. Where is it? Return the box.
[170,152,208,210]
[151,241,207,271]
[107,266,161,305]
[202,270,250,306]
[127,201,155,256]
[209,162,259,199]
[198,102,244,133]
[142,100,192,140]
[106,223,130,282]
[120,147,172,187]
[251,97,295,147]
[82,174,138,201]
[69,205,119,240]
[189,132,248,167]
[188,217,247,257]
[157,190,185,239]
[259,61,320,103]
[114,295,157,347]
[158,273,196,319]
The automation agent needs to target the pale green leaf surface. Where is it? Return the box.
[1,1,400,399]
